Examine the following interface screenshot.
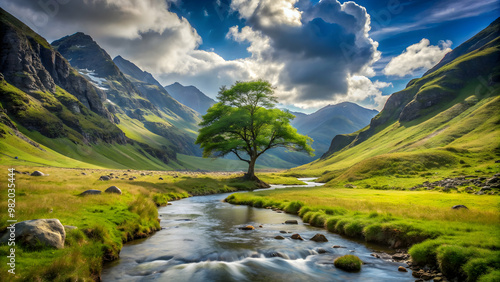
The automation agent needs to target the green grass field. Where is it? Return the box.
[0,166,302,281]
[226,186,500,281]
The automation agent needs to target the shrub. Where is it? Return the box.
[334,255,362,272]
[298,206,312,217]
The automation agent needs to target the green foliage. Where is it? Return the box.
[437,245,475,279]
[334,255,362,272]
[196,80,314,177]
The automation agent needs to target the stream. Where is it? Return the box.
[101,178,413,281]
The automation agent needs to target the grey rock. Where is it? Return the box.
[31,171,44,176]
[291,233,304,240]
[0,219,65,249]
[451,205,468,209]
[99,175,110,181]
[284,220,298,224]
[79,190,102,196]
[104,186,122,194]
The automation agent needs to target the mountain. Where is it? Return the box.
[0,8,194,169]
[293,17,500,182]
[262,103,377,167]
[51,32,202,156]
[165,82,216,115]
[291,102,378,157]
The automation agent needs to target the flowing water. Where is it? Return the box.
[102,179,413,281]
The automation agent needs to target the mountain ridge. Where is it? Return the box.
[165,82,216,115]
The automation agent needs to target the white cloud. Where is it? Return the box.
[2,0,390,110]
[383,39,452,77]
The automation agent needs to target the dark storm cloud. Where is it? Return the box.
[234,0,379,101]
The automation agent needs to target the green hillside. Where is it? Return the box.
[290,19,500,186]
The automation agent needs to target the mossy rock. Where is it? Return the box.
[334,255,362,272]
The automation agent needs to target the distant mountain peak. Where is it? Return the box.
[165,82,216,115]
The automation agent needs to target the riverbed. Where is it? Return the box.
[102,179,413,281]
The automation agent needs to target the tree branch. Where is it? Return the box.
[232,149,250,163]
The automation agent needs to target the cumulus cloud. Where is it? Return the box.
[383,39,452,77]
[0,0,390,110]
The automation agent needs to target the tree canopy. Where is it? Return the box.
[196,80,314,182]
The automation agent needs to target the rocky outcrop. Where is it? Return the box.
[0,219,66,249]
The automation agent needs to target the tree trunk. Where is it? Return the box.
[245,157,257,181]
[243,156,270,188]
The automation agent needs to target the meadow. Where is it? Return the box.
[226,186,500,281]
[0,165,300,281]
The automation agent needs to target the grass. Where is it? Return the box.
[0,165,269,281]
[334,255,362,272]
[225,186,500,281]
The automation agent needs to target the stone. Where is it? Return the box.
[129,178,134,180]
[0,219,65,249]
[433,277,443,281]
[279,230,287,234]
[317,248,327,254]
[81,172,87,175]
[310,233,328,242]
[159,177,163,180]
[344,184,355,188]
[105,186,122,195]
[64,225,78,230]
[284,220,298,224]
[291,233,304,240]
[79,190,102,196]
[452,205,468,209]
[31,171,44,176]
[99,175,110,181]
[398,266,408,272]
[392,253,406,260]
[239,225,255,230]
[480,187,491,192]
[420,272,434,280]
[332,245,343,248]
[274,235,285,240]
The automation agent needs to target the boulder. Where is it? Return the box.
[239,225,255,230]
[310,233,328,242]
[99,175,110,181]
[451,205,468,210]
[81,172,87,175]
[31,171,44,176]
[279,230,287,234]
[159,177,163,180]
[284,220,298,224]
[332,245,344,248]
[398,266,408,272]
[0,219,65,249]
[104,186,122,195]
[392,253,407,260]
[291,233,304,240]
[317,248,327,254]
[274,235,285,240]
[79,190,102,196]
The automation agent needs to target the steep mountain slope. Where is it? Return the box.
[52,32,201,156]
[0,8,183,169]
[165,82,216,115]
[292,18,500,183]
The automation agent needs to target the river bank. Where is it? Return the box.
[225,185,500,281]
[0,165,297,281]
[102,188,414,281]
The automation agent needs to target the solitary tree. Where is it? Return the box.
[196,80,314,184]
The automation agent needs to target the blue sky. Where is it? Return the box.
[1,0,499,113]
[169,0,499,100]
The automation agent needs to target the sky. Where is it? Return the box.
[0,0,498,113]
